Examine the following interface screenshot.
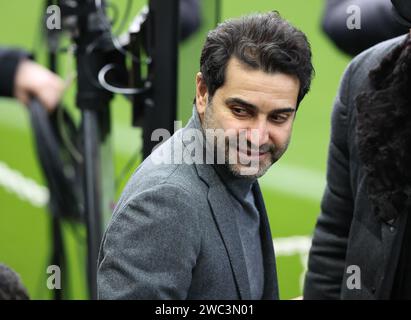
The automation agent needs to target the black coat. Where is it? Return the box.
[304,34,411,299]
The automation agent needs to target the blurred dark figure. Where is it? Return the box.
[0,264,29,300]
[180,0,202,41]
[0,48,64,111]
[305,0,411,299]
[322,0,409,56]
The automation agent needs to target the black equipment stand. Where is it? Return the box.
[142,0,179,158]
[42,0,180,299]
[73,1,113,300]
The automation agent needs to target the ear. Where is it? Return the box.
[195,72,208,118]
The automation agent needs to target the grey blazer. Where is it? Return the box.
[97,107,279,300]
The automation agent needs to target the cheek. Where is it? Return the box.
[268,126,293,146]
[214,110,243,132]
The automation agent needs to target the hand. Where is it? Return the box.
[14,59,65,112]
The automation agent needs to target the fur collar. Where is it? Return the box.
[356,35,411,222]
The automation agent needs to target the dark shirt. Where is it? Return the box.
[212,163,265,300]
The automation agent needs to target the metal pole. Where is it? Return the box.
[82,110,103,299]
[73,0,113,299]
[143,0,180,158]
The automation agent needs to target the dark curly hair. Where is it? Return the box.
[199,12,314,107]
[356,35,411,221]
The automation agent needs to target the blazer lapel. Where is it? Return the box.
[206,179,251,300]
[188,142,278,299]
[253,182,279,299]
[183,107,252,299]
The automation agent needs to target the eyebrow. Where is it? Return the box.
[225,97,296,115]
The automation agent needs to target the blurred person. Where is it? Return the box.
[180,0,202,41]
[322,0,409,56]
[0,264,29,300]
[97,12,314,300]
[304,0,411,299]
[0,48,64,111]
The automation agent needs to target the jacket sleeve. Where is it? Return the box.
[322,0,408,56]
[97,182,201,300]
[0,48,30,97]
[303,64,355,299]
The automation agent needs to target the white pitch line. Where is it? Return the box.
[0,161,49,208]
[273,236,312,256]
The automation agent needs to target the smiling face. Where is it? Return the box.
[195,57,300,178]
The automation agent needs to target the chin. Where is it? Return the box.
[227,161,272,179]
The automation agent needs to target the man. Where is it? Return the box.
[304,0,411,300]
[0,48,64,111]
[98,12,314,300]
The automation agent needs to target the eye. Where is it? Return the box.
[270,113,290,124]
[231,106,251,117]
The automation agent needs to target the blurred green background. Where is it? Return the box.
[0,0,350,299]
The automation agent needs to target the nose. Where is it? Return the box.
[248,118,270,147]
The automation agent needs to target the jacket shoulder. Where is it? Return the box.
[343,35,407,104]
[116,133,208,212]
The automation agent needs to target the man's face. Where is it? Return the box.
[195,57,300,178]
